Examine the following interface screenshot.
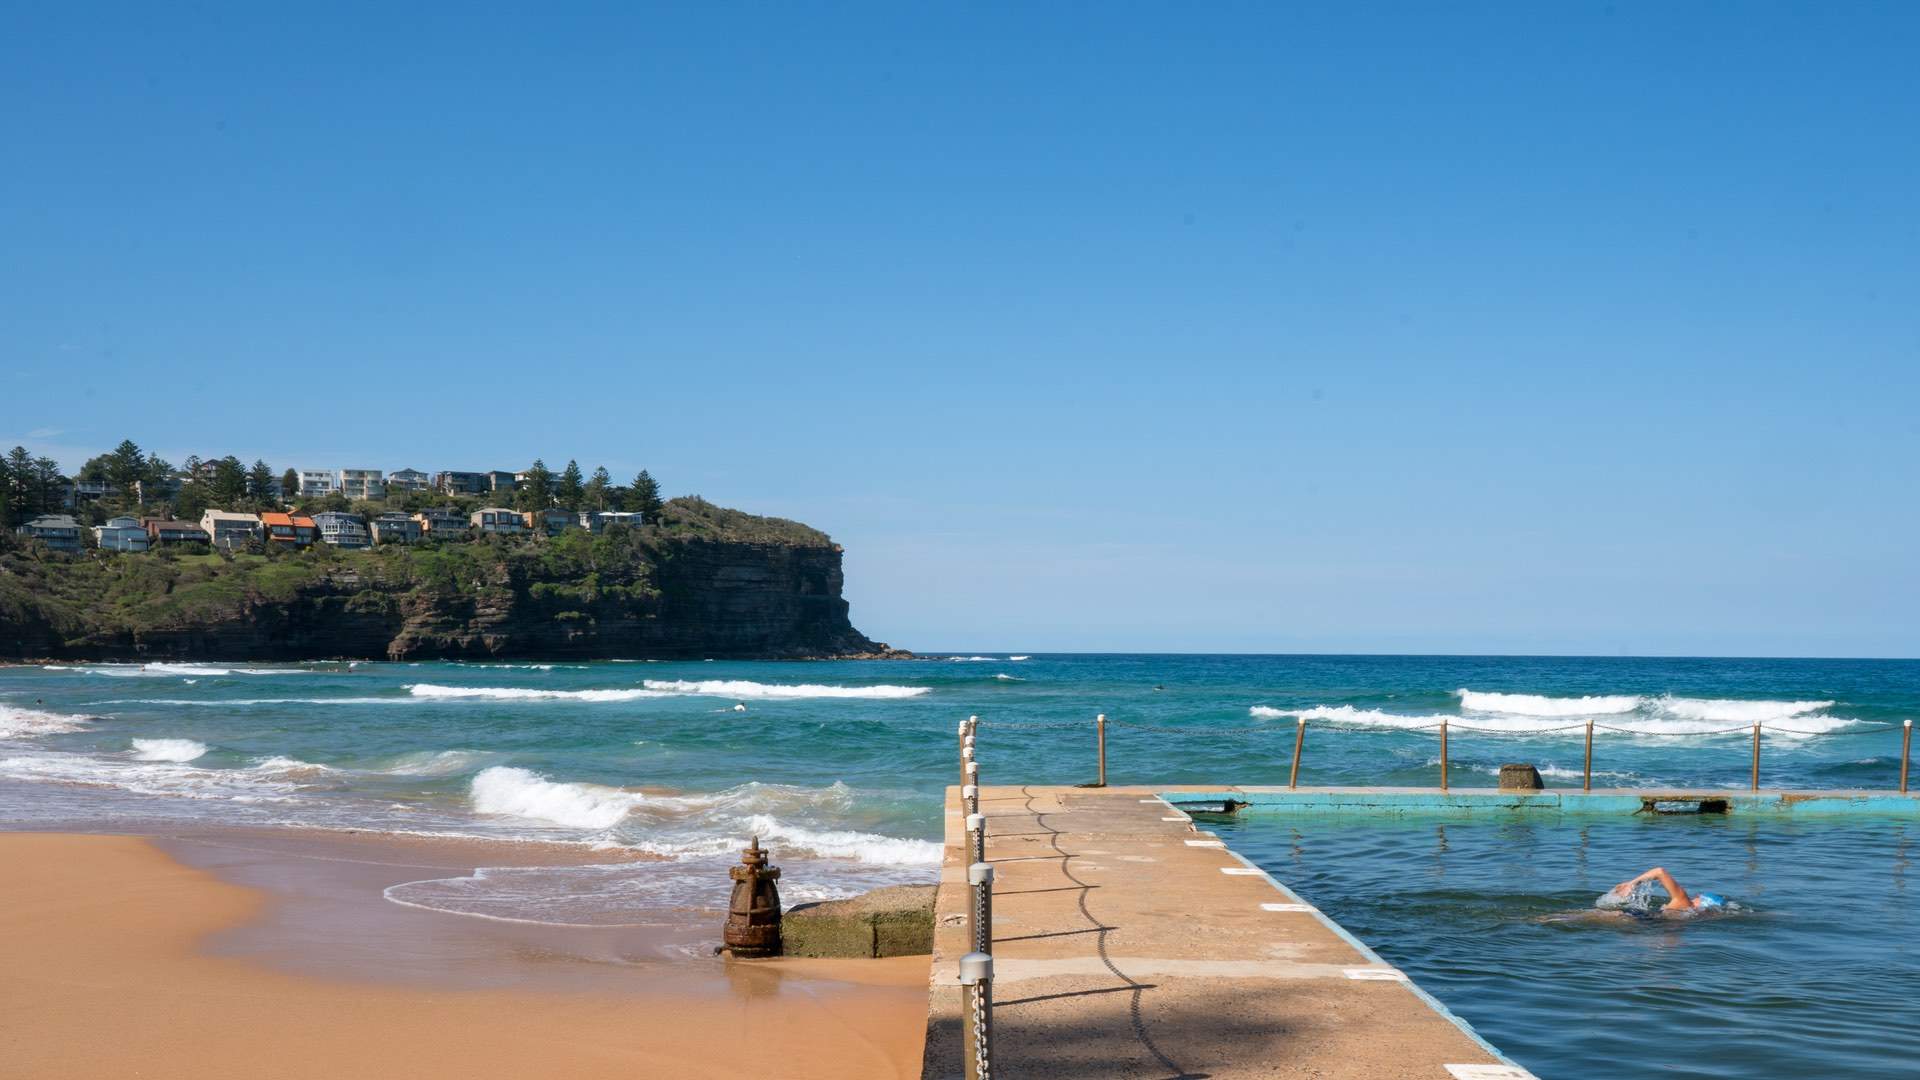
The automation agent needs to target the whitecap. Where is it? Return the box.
[408,685,667,702]
[640,679,929,700]
[469,766,644,830]
[1455,690,1642,716]
[0,704,92,739]
[130,738,208,762]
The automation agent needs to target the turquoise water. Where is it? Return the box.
[1,654,1914,920]
[1218,814,1920,1079]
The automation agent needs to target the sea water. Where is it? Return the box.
[1217,814,1920,1079]
[1,654,1913,921]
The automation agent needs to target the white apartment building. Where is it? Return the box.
[298,470,337,498]
[387,468,431,493]
[200,510,263,551]
[337,469,385,500]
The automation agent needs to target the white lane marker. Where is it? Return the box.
[1161,816,1189,821]
[1138,798,1163,803]
[1221,867,1261,876]
[1446,1067,1538,1080]
[1343,968,1408,981]
[1260,902,1314,912]
[1184,840,1225,848]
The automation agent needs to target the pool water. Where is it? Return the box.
[1215,813,1920,1080]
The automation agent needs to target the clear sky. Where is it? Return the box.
[3,4,1916,657]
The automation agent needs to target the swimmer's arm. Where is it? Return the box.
[1614,867,1692,909]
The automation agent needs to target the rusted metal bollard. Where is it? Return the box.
[1751,721,1762,792]
[721,836,782,958]
[1289,716,1306,789]
[1095,713,1107,787]
[1901,720,1912,795]
[1439,719,1450,792]
[959,951,994,1080]
[1583,719,1595,793]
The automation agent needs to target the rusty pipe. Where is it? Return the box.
[1096,713,1107,787]
[1902,720,1912,795]
[1439,720,1449,792]
[1289,717,1306,789]
[1751,722,1762,792]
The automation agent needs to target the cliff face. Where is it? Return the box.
[0,501,903,661]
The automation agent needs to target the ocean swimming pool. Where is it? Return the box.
[1214,813,1920,1080]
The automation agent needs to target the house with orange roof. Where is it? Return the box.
[261,511,318,547]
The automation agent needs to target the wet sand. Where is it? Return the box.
[0,831,928,1078]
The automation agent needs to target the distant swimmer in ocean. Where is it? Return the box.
[1598,866,1729,916]
[732,702,747,712]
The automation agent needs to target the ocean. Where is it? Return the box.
[4,654,1915,1075]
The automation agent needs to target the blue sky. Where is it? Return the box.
[3,4,1916,656]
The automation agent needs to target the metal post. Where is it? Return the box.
[965,760,979,816]
[967,812,986,868]
[1095,713,1107,787]
[1902,720,1912,795]
[958,719,969,786]
[1751,722,1762,792]
[958,952,993,1080]
[1289,717,1306,789]
[1584,720,1594,793]
[1439,719,1450,792]
[968,861,994,954]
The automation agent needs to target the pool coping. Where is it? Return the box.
[1154,786,1920,816]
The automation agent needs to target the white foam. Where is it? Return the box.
[251,756,339,776]
[994,674,1024,681]
[1653,696,1836,723]
[632,814,942,866]
[469,766,644,830]
[130,738,208,762]
[0,704,91,739]
[1008,656,1030,661]
[373,749,497,776]
[1250,705,1454,729]
[89,697,404,707]
[946,656,998,662]
[0,752,303,801]
[408,685,667,702]
[1456,690,1641,716]
[52,663,314,678]
[640,679,930,700]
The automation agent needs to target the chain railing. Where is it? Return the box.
[955,715,993,1080]
[974,712,1916,795]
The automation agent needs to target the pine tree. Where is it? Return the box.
[0,451,15,528]
[630,469,663,524]
[280,468,299,503]
[514,460,553,512]
[556,459,585,510]
[210,456,248,507]
[585,466,611,511]
[6,447,36,522]
[30,456,65,516]
[248,460,276,504]
[105,440,147,491]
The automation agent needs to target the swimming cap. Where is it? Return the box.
[1694,891,1726,910]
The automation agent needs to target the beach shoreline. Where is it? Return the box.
[0,830,929,1078]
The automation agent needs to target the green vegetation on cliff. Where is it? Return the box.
[0,498,893,661]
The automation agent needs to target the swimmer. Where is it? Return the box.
[732,702,747,712]
[1600,866,1728,915]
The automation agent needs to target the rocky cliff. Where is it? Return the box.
[0,498,904,661]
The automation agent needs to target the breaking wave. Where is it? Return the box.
[1250,701,1859,737]
[408,685,665,702]
[640,679,930,700]
[469,766,645,829]
[1652,696,1835,722]
[0,704,92,739]
[372,749,499,776]
[46,663,312,677]
[130,738,208,762]
[1456,690,1640,716]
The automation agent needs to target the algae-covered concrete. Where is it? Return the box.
[784,884,935,958]
[921,785,1532,1079]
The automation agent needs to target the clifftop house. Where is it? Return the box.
[413,507,468,537]
[387,468,431,494]
[200,510,262,551]
[16,514,84,553]
[435,471,489,496]
[337,469,385,500]
[471,507,527,535]
[142,518,210,547]
[297,470,336,498]
[312,511,370,548]
[260,511,317,547]
[94,515,149,553]
[369,512,423,544]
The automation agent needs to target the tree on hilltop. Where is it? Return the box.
[514,460,553,512]
[585,466,611,511]
[629,469,663,523]
[280,468,300,503]
[556,459,585,510]
[105,439,147,491]
[248,460,276,505]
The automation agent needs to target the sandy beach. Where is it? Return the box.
[0,831,928,1079]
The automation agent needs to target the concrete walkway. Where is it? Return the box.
[921,785,1531,1080]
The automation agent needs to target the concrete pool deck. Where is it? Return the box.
[921,784,1531,1080]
